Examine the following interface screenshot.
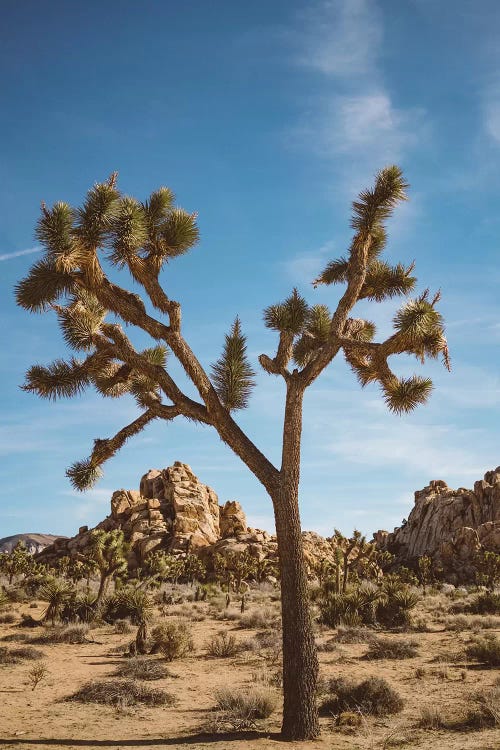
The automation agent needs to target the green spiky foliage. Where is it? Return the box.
[115,588,155,654]
[211,318,255,410]
[82,529,128,607]
[0,541,33,585]
[40,578,75,625]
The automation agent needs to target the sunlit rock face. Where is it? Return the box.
[374,468,500,583]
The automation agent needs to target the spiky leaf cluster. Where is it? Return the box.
[23,358,90,400]
[392,290,449,367]
[351,165,408,235]
[15,258,75,313]
[57,291,106,351]
[382,376,433,414]
[66,459,104,491]
[292,305,331,366]
[211,318,255,411]
[263,288,309,335]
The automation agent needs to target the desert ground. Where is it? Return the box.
[0,585,499,750]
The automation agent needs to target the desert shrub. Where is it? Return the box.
[67,678,175,706]
[0,612,17,624]
[114,657,170,681]
[4,587,28,603]
[320,584,382,628]
[364,636,418,660]
[1,632,29,643]
[416,706,447,729]
[444,614,500,631]
[238,607,280,630]
[32,624,89,644]
[465,634,500,666]
[376,585,420,628]
[213,686,276,729]
[466,592,500,615]
[464,687,500,728]
[0,645,44,664]
[206,631,241,658]
[316,637,338,652]
[321,676,404,717]
[113,619,131,634]
[28,662,49,690]
[335,626,375,644]
[150,621,194,661]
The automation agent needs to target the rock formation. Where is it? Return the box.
[374,468,500,583]
[37,462,349,576]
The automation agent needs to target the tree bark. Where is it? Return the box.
[274,382,319,741]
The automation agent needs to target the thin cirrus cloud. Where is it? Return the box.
[290,0,429,183]
[0,247,40,262]
[296,0,382,78]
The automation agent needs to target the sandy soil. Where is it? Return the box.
[0,597,498,750]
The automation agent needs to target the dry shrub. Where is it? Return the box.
[150,620,194,661]
[238,608,280,630]
[0,645,44,664]
[465,634,500,667]
[211,686,277,730]
[321,676,404,717]
[67,678,175,706]
[28,662,49,690]
[32,624,89,644]
[444,614,500,631]
[316,637,338,653]
[113,619,131,634]
[206,631,241,658]
[115,657,171,681]
[416,705,447,729]
[0,612,17,624]
[464,686,500,728]
[334,626,375,644]
[364,636,418,660]
[1,632,29,643]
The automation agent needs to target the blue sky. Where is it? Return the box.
[1,0,499,540]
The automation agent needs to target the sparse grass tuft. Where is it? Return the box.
[114,657,171,681]
[364,636,418,660]
[113,619,131,634]
[211,686,277,730]
[0,645,44,664]
[67,678,175,706]
[334,626,375,644]
[464,686,500,728]
[206,631,241,658]
[321,676,404,717]
[31,625,89,644]
[0,612,17,624]
[416,706,447,729]
[238,608,280,630]
[465,634,500,667]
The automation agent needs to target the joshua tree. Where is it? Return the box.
[0,541,32,585]
[417,555,433,595]
[16,167,449,740]
[82,529,128,607]
[117,588,154,653]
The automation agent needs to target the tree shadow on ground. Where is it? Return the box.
[0,732,280,747]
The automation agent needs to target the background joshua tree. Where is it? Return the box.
[16,166,449,740]
[81,529,128,608]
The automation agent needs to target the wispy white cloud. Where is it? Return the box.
[290,1,429,189]
[296,0,382,77]
[0,247,40,262]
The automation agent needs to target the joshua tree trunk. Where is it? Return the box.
[273,382,319,740]
[95,573,109,607]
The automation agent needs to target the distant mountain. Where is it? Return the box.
[0,533,65,555]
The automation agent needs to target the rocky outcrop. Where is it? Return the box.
[375,468,500,583]
[36,461,348,576]
[38,462,239,568]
